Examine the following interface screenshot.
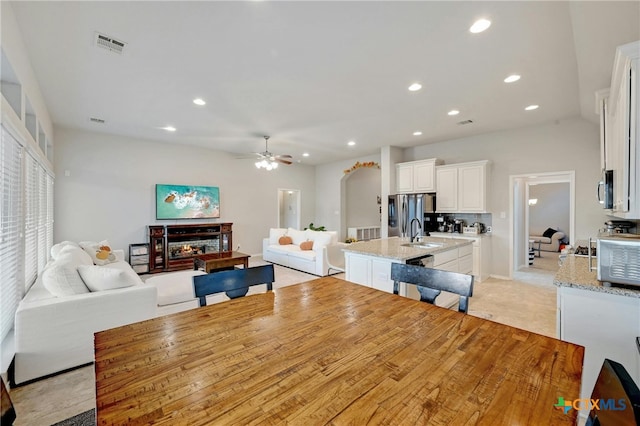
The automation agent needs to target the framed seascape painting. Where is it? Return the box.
[156,184,220,219]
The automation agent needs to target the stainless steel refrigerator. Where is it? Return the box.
[388,194,435,238]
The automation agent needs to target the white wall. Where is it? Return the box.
[345,167,381,229]
[529,182,570,238]
[404,117,608,278]
[53,127,316,256]
[315,153,380,240]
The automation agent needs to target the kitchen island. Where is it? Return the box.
[343,236,473,301]
[554,255,640,408]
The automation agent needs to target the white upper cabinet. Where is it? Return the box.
[395,158,442,193]
[603,41,639,219]
[436,160,490,213]
[435,165,458,212]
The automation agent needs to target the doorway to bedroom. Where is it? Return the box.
[509,171,575,284]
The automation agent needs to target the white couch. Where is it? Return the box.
[529,228,566,253]
[11,241,157,386]
[263,228,339,276]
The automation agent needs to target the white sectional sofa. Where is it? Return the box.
[11,241,157,386]
[262,228,339,276]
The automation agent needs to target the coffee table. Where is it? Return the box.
[193,251,250,272]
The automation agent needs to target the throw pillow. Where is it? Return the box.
[542,228,557,238]
[279,236,293,245]
[79,240,118,265]
[300,241,313,251]
[50,241,80,260]
[42,263,90,296]
[77,265,138,292]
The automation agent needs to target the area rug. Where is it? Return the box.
[51,409,95,426]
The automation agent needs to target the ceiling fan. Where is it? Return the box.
[253,136,293,170]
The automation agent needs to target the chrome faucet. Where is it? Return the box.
[410,218,422,242]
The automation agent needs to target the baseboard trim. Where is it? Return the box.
[489,274,511,281]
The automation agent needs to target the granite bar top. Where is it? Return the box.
[553,255,640,298]
[342,236,473,261]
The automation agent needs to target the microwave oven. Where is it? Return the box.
[597,235,640,286]
[597,170,613,209]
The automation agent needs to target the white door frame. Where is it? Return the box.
[508,170,575,278]
[277,188,301,229]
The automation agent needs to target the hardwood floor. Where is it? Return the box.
[5,257,562,425]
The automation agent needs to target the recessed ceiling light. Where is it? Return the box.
[302,152,309,157]
[525,105,539,111]
[504,74,521,83]
[193,98,206,106]
[448,110,460,116]
[408,83,422,92]
[470,19,491,33]
[413,131,422,136]
[348,141,356,146]
[162,126,177,132]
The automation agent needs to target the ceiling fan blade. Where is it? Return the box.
[275,158,293,165]
[275,154,293,159]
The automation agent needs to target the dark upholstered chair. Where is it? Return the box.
[193,264,274,307]
[585,358,640,426]
[391,263,474,313]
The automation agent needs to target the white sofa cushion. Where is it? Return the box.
[269,228,288,245]
[287,250,316,261]
[146,270,207,306]
[77,265,139,292]
[287,228,307,245]
[267,244,300,255]
[42,263,90,296]
[308,231,332,250]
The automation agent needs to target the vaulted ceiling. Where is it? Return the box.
[9,1,640,165]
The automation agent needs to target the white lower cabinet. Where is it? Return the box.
[429,233,490,282]
[558,286,640,404]
[345,244,474,307]
[345,253,397,294]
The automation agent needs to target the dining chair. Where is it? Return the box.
[585,358,640,426]
[193,264,275,307]
[390,263,474,313]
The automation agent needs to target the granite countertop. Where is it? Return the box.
[342,236,473,261]
[553,255,640,298]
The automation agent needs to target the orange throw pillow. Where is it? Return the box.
[279,236,293,245]
[300,241,313,251]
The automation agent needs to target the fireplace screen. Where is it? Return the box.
[168,239,219,259]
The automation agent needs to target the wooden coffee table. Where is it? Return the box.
[193,251,250,273]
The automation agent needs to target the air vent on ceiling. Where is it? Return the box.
[94,32,126,55]
[457,119,474,126]
[90,117,105,124]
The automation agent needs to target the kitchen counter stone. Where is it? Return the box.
[553,255,640,298]
[342,236,472,261]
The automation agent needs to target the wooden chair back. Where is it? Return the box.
[193,264,274,307]
[391,263,474,313]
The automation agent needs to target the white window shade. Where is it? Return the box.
[0,126,23,341]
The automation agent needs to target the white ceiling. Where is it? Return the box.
[9,1,640,165]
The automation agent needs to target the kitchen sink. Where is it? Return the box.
[401,242,443,249]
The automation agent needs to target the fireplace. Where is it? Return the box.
[168,239,219,260]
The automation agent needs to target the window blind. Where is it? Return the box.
[24,152,39,288]
[0,126,23,342]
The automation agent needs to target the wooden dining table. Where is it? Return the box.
[94,277,584,425]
